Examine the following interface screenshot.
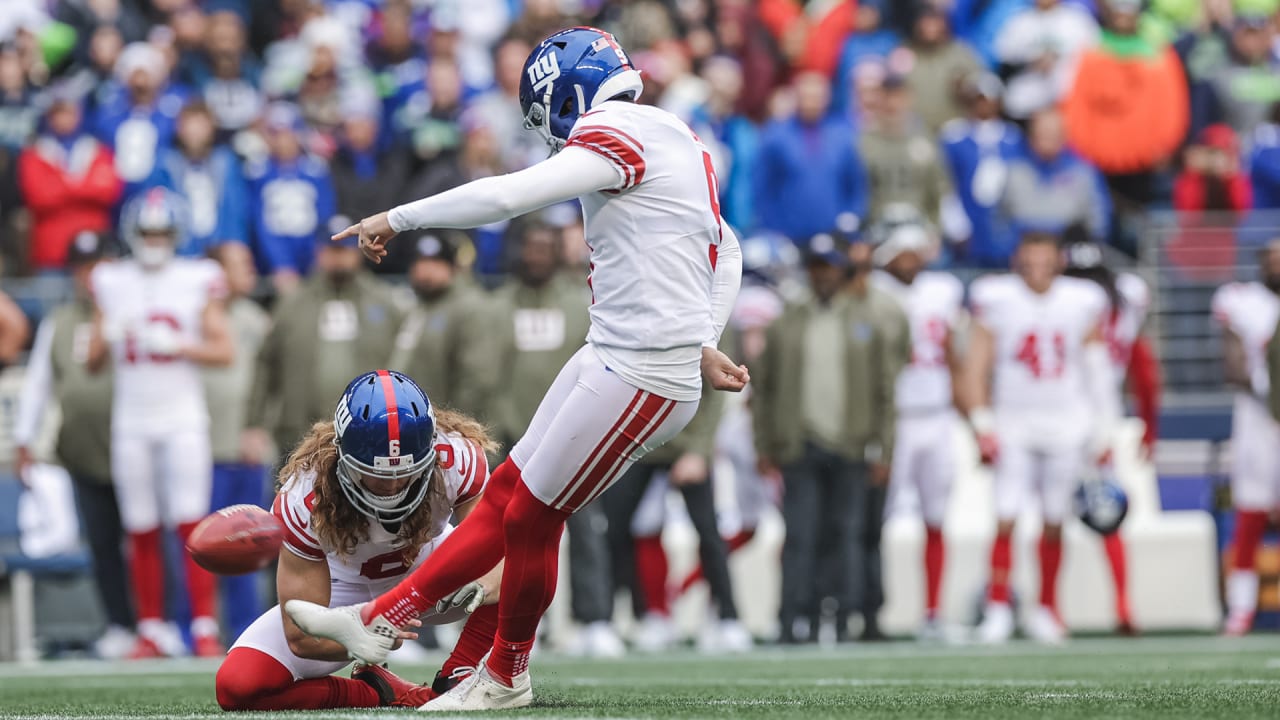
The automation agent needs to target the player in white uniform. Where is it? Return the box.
[869,215,964,640]
[962,232,1121,644]
[1211,242,1280,635]
[87,187,233,659]
[215,371,503,710]
[286,27,745,711]
[1064,242,1161,634]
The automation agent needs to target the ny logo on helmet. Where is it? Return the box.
[527,50,560,93]
[334,398,353,435]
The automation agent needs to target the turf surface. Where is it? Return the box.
[1,636,1278,719]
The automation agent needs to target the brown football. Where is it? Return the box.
[186,505,285,575]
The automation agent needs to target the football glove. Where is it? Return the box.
[435,581,486,616]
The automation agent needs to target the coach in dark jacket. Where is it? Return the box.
[753,232,909,642]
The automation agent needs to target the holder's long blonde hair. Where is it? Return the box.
[278,408,497,560]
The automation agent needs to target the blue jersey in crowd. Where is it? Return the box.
[158,145,250,256]
[91,87,188,198]
[754,115,869,244]
[245,155,336,275]
[939,117,1023,267]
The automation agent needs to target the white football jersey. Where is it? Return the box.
[273,432,487,591]
[970,274,1107,415]
[1103,272,1151,379]
[565,100,728,402]
[873,270,964,412]
[1211,281,1280,396]
[91,258,226,434]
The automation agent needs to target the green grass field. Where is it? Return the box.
[2,636,1278,719]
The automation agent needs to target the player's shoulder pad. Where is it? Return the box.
[1116,272,1150,311]
[1210,281,1250,325]
[1057,275,1109,311]
[438,431,489,508]
[922,271,966,302]
[273,472,324,560]
[968,273,1017,312]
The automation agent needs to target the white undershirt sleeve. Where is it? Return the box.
[387,147,623,232]
[13,317,56,448]
[706,224,742,347]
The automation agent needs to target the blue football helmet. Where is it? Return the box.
[519,26,644,152]
[333,370,438,523]
[121,186,188,268]
[1075,475,1129,536]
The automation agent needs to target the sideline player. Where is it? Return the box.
[87,187,234,658]
[1213,241,1280,635]
[869,212,964,640]
[215,370,502,710]
[961,232,1120,644]
[285,26,746,711]
[1063,241,1160,634]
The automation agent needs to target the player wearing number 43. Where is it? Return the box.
[216,370,503,711]
[87,186,235,659]
[285,26,746,712]
[960,231,1122,645]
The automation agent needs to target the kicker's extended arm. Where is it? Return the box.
[388,147,621,232]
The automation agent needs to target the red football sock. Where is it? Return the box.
[127,528,164,622]
[924,525,945,615]
[677,528,755,595]
[1102,532,1131,623]
[633,534,670,615]
[988,531,1012,604]
[1038,534,1063,611]
[177,521,218,625]
[367,460,521,627]
[485,482,571,685]
[1232,510,1268,571]
[442,604,499,677]
[216,647,381,710]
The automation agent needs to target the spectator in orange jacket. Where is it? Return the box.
[18,89,122,272]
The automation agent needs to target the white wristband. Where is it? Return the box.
[969,407,996,436]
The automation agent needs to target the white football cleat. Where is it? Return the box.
[916,616,945,644]
[713,619,753,653]
[975,602,1014,645]
[1223,610,1254,637]
[582,621,626,658]
[284,600,397,665]
[632,612,676,653]
[419,663,532,712]
[1025,605,1067,645]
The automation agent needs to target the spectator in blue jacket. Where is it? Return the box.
[688,56,758,232]
[832,0,902,117]
[157,100,249,257]
[754,72,868,246]
[1251,103,1280,210]
[940,72,1023,267]
[1000,108,1111,245]
[91,42,186,200]
[245,102,335,294]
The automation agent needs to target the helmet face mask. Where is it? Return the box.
[333,371,440,524]
[123,187,187,269]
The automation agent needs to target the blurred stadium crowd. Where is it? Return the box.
[0,0,1278,660]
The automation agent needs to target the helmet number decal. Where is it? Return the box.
[527,50,560,94]
[389,439,400,457]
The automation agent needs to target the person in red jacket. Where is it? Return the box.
[18,88,122,272]
[1174,124,1252,213]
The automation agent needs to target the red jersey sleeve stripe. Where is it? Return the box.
[274,497,324,559]
[279,497,321,551]
[566,131,646,188]
[456,440,489,503]
[570,124,644,152]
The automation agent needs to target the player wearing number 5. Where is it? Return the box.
[285,27,746,711]
[961,231,1121,645]
[87,187,235,659]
